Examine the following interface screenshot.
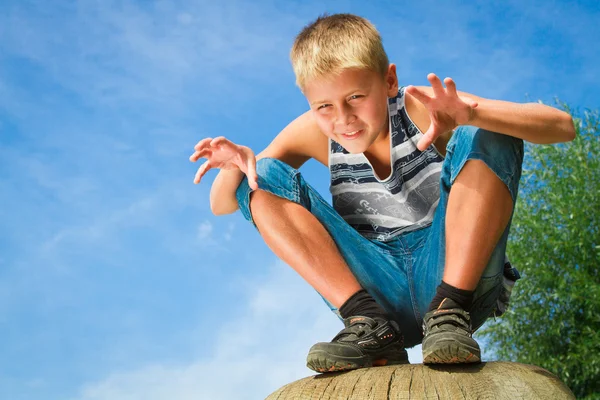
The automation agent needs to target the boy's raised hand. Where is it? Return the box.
[189,137,259,190]
[405,73,479,151]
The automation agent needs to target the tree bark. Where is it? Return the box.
[266,362,575,399]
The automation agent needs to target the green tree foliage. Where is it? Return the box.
[482,105,600,399]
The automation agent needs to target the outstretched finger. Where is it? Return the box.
[212,137,239,153]
[417,127,437,152]
[428,73,445,97]
[246,154,259,190]
[194,160,212,184]
[194,137,213,151]
[417,136,435,152]
[189,148,212,162]
[405,85,431,106]
[444,77,458,97]
[210,136,228,147]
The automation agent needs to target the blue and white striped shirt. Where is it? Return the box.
[329,87,445,242]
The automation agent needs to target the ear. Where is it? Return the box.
[385,64,399,97]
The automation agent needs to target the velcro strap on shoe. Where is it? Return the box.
[426,309,471,331]
[333,317,378,342]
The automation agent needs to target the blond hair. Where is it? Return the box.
[290,14,389,91]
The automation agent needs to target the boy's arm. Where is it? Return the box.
[255,110,329,168]
[208,110,328,215]
[460,95,576,144]
[405,74,576,151]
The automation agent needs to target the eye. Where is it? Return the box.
[317,104,331,110]
[350,95,363,100]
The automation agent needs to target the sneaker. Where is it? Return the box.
[422,298,481,364]
[306,316,408,373]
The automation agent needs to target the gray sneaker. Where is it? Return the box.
[307,316,409,373]
[422,298,481,364]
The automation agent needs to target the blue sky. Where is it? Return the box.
[1,0,598,399]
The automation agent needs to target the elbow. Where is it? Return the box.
[209,187,227,216]
[561,112,576,142]
[210,200,226,216]
[210,198,238,216]
[210,203,223,216]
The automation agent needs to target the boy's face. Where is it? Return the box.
[304,64,398,154]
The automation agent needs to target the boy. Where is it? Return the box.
[189,14,575,372]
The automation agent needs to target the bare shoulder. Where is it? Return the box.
[256,110,329,169]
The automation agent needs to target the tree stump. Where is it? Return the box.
[266,362,575,399]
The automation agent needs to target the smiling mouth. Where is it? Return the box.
[339,129,363,139]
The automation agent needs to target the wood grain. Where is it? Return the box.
[265,362,575,400]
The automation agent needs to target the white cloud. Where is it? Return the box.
[72,261,335,399]
[193,219,238,251]
[0,0,299,120]
[73,261,423,400]
[196,221,213,240]
[41,195,158,254]
[1,3,565,399]
[223,222,235,241]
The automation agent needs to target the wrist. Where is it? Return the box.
[467,105,481,126]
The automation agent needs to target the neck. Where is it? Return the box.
[365,120,390,157]
[363,127,391,179]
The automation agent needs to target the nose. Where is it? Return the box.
[335,104,357,127]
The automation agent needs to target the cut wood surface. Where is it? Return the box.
[265,362,575,400]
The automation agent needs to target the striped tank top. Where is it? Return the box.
[329,87,445,242]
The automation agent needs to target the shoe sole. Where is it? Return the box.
[306,348,409,373]
[422,338,481,364]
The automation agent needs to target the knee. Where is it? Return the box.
[453,126,524,165]
[235,157,301,222]
[254,158,299,198]
[236,157,296,196]
[255,157,297,181]
[450,127,524,177]
[449,126,525,202]
[247,185,278,209]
